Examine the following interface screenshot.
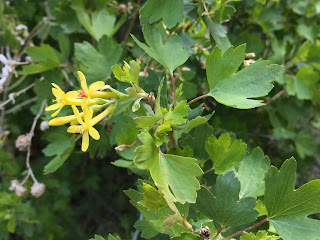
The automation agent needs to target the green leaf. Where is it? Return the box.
[134,219,159,238]
[134,79,164,128]
[206,45,283,109]
[202,15,228,46]
[71,0,124,40]
[43,132,75,174]
[112,59,140,84]
[56,33,71,63]
[205,133,247,174]
[295,130,316,159]
[297,22,318,43]
[21,44,61,74]
[265,158,320,240]
[164,100,191,125]
[134,130,203,203]
[180,123,214,161]
[89,235,106,240]
[139,0,184,28]
[240,230,280,240]
[75,36,123,84]
[172,232,201,240]
[107,234,121,240]
[235,147,270,198]
[285,66,319,100]
[131,24,189,73]
[196,172,259,228]
[7,216,16,233]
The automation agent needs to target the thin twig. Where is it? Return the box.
[61,64,76,72]
[17,20,46,59]
[201,0,209,15]
[220,218,268,240]
[61,69,74,87]
[5,97,37,114]
[8,75,27,91]
[265,90,284,105]
[25,100,46,184]
[0,83,35,109]
[40,2,51,44]
[123,0,141,42]
[132,213,143,240]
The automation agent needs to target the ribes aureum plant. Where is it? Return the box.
[44,20,320,240]
[2,0,320,239]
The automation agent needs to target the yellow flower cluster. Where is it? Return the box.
[46,71,117,151]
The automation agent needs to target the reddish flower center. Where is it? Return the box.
[78,90,87,98]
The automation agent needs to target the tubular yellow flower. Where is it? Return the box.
[45,83,102,117]
[48,112,84,126]
[67,104,115,151]
[77,71,118,99]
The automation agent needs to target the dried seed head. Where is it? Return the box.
[246,52,256,58]
[40,121,49,131]
[15,134,31,151]
[31,182,46,198]
[9,180,19,191]
[199,226,211,238]
[15,184,27,197]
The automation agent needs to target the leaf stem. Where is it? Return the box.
[170,73,176,105]
[201,0,210,15]
[220,218,269,240]
[187,94,209,105]
[201,167,214,176]
[212,226,223,240]
[167,131,177,148]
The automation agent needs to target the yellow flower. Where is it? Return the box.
[77,71,118,99]
[45,83,104,117]
[45,84,79,117]
[48,112,84,126]
[67,104,115,151]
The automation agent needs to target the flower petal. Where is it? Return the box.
[81,131,89,151]
[51,106,63,117]
[71,105,84,125]
[84,109,93,123]
[67,125,83,133]
[45,103,62,111]
[51,83,62,91]
[89,81,105,91]
[89,126,100,140]
[52,88,64,98]
[77,71,88,92]
[66,91,80,99]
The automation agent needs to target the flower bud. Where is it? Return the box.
[15,134,31,151]
[9,180,19,191]
[15,184,27,197]
[40,121,49,131]
[31,182,46,198]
